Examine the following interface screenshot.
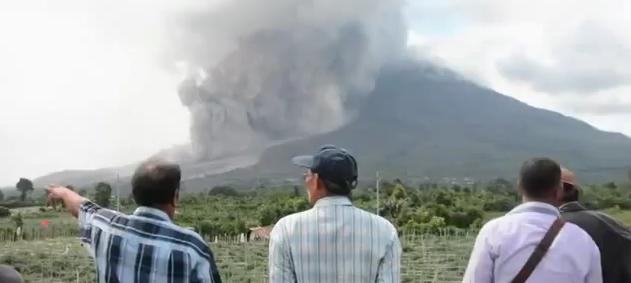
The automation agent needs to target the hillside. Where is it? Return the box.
[30,60,631,191]
[204,61,631,187]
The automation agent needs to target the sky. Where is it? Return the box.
[1,0,630,186]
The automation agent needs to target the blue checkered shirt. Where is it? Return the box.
[78,201,222,283]
[269,196,402,283]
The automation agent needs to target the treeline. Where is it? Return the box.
[164,179,629,237]
[2,177,630,238]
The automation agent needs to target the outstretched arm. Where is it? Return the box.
[46,185,88,218]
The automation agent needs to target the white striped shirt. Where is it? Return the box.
[78,201,221,283]
[269,196,402,283]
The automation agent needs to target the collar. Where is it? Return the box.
[314,196,353,208]
[507,201,560,217]
[559,201,587,213]
[133,206,171,222]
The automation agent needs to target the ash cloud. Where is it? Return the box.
[169,0,407,160]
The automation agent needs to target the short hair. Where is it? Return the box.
[321,179,352,197]
[132,159,181,207]
[519,158,562,199]
[561,182,580,202]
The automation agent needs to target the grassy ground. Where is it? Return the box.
[0,238,95,283]
[0,207,76,229]
[0,206,630,282]
[0,233,476,283]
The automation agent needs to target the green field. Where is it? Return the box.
[1,181,630,282]
[0,232,476,283]
[5,207,631,283]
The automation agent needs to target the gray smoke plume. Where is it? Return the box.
[171,0,407,160]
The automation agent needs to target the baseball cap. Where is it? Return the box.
[292,145,358,191]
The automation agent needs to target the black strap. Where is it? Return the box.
[511,218,566,283]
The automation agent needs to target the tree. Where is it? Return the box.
[0,189,4,201]
[0,206,10,218]
[604,182,617,190]
[208,185,239,196]
[259,206,277,226]
[12,212,23,229]
[94,182,113,207]
[488,178,513,193]
[382,184,408,222]
[16,178,34,201]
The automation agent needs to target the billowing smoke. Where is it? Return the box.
[171,0,407,160]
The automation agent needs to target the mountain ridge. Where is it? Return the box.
[27,60,631,191]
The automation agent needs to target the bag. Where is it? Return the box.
[511,218,566,283]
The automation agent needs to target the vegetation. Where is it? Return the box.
[0,207,10,218]
[15,178,34,201]
[0,178,629,281]
[93,182,112,208]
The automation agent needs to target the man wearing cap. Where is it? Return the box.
[559,167,631,283]
[268,145,401,283]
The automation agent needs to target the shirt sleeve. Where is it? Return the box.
[77,200,102,250]
[585,240,603,283]
[376,230,402,283]
[462,224,495,283]
[191,255,222,283]
[268,220,297,282]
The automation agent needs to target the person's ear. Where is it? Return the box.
[173,190,179,206]
[313,173,323,190]
[516,180,524,195]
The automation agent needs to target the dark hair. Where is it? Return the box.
[561,182,580,202]
[321,179,352,197]
[519,158,562,199]
[132,159,181,207]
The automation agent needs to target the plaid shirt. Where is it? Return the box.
[79,201,222,283]
[269,196,402,283]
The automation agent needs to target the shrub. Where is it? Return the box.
[209,186,240,197]
[0,206,10,218]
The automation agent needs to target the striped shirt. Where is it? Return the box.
[269,196,402,283]
[78,201,222,283]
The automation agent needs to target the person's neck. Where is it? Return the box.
[151,204,175,220]
[522,196,558,207]
[310,194,349,206]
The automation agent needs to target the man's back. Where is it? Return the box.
[269,196,401,283]
[79,201,221,283]
[561,202,631,283]
[463,202,602,283]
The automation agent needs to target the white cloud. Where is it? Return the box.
[406,0,631,138]
[0,0,200,185]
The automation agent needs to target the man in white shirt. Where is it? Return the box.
[463,158,602,283]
